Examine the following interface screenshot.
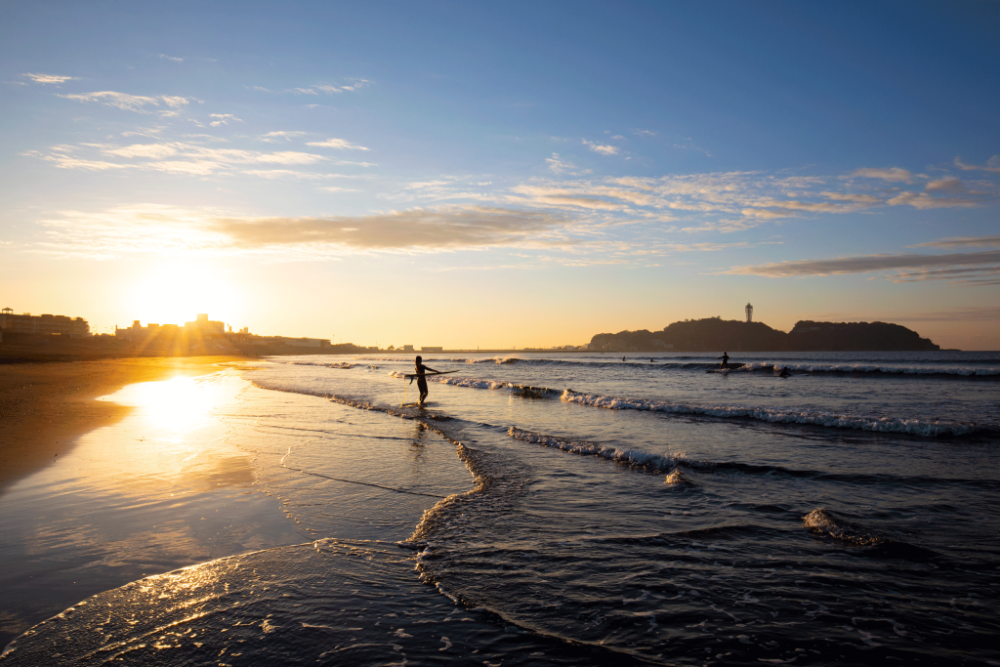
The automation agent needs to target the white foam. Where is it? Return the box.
[560,389,990,437]
[738,361,1000,376]
[507,427,674,473]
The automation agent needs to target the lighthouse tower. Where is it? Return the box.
[745,302,753,323]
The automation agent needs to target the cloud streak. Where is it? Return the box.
[306,138,369,151]
[848,167,912,183]
[728,249,1000,278]
[35,204,576,258]
[582,139,619,155]
[60,91,190,113]
[22,73,77,84]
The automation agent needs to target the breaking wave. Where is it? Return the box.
[559,390,996,437]
[735,362,1000,377]
[387,372,559,398]
[507,427,675,474]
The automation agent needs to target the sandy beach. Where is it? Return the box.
[0,356,247,493]
[0,357,304,647]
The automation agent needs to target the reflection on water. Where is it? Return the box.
[0,371,302,648]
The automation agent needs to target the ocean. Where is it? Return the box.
[3,351,999,666]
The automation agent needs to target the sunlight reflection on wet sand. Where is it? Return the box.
[0,370,302,647]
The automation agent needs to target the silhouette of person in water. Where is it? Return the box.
[779,366,792,378]
[718,351,730,369]
[622,356,626,362]
[414,355,439,406]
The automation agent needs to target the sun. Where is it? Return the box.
[127,261,245,328]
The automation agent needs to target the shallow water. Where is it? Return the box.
[3,352,999,665]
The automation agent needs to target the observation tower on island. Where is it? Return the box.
[745,302,753,323]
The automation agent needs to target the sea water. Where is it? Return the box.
[3,351,999,666]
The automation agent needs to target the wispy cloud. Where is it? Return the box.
[848,167,912,183]
[158,54,184,63]
[910,235,1000,249]
[886,191,981,209]
[727,248,1000,280]
[306,138,369,150]
[633,129,657,137]
[887,265,1000,286]
[32,141,329,176]
[288,79,370,96]
[954,155,1000,174]
[545,153,590,175]
[60,91,190,113]
[209,113,242,127]
[34,204,575,258]
[260,131,305,142]
[22,73,77,84]
[582,139,619,155]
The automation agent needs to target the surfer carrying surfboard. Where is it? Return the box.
[414,355,439,406]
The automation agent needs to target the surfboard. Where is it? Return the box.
[399,402,433,408]
[706,368,732,374]
[402,370,459,378]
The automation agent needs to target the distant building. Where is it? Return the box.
[401,345,414,352]
[0,307,90,337]
[117,313,227,340]
[185,313,225,334]
[420,346,443,353]
[746,303,753,323]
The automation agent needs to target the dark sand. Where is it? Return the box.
[0,356,247,493]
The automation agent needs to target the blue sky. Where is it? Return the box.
[2,1,998,349]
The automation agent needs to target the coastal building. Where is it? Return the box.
[420,346,444,353]
[184,313,225,334]
[0,307,90,337]
[116,313,226,340]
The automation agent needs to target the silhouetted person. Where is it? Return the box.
[622,356,626,362]
[779,366,792,378]
[650,358,654,363]
[414,355,439,406]
[718,351,730,369]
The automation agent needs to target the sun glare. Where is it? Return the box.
[102,376,222,438]
[128,262,244,328]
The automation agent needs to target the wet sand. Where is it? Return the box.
[0,361,303,647]
[0,356,247,493]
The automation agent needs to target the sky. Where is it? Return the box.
[1,1,998,350]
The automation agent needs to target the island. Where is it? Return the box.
[587,317,940,352]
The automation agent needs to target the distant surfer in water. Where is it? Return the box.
[622,356,626,362]
[779,366,792,378]
[718,351,730,369]
[414,355,439,406]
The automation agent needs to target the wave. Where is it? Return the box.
[282,360,356,370]
[367,355,1000,376]
[387,372,559,398]
[560,389,997,437]
[803,508,890,546]
[734,362,1000,377]
[507,427,676,475]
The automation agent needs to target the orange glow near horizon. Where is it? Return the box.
[126,262,245,329]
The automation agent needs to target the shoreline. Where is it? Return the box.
[0,356,248,494]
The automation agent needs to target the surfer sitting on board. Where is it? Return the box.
[717,351,730,369]
[414,355,440,406]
